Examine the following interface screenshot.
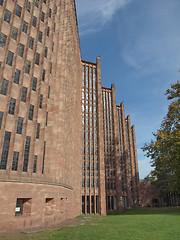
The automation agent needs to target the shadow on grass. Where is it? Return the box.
[107,207,180,216]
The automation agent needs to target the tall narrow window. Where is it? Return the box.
[15,5,22,17]
[32,77,37,91]
[16,117,23,134]
[0,78,9,95]
[38,31,43,43]
[11,26,18,40]
[29,36,34,49]
[41,11,45,22]
[25,60,31,74]
[22,21,28,33]
[42,69,45,81]
[36,123,40,139]
[23,136,31,172]
[45,112,48,126]
[6,51,14,66]
[35,52,40,65]
[49,8,51,18]
[0,111,3,129]
[12,151,19,171]
[0,0,3,6]
[4,9,11,23]
[18,43,24,57]
[48,86,50,98]
[44,46,48,58]
[28,104,34,120]
[35,0,39,8]
[47,26,50,37]
[0,33,7,48]
[42,141,46,174]
[0,131,11,170]
[32,16,37,27]
[8,98,16,115]
[21,87,27,102]
[26,0,31,12]
[33,155,37,173]
[13,69,21,84]
[39,94,43,108]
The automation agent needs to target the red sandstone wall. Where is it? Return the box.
[0,0,82,231]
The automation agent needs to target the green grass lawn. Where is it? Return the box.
[1,207,180,240]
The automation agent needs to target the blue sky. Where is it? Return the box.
[75,0,180,179]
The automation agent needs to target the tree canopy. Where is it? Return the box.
[142,81,180,194]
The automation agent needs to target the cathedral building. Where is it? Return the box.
[0,0,139,231]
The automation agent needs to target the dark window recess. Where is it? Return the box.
[13,69,21,84]
[23,136,31,172]
[35,52,40,65]
[42,141,46,174]
[6,51,14,66]
[42,69,45,81]
[53,23,56,32]
[35,0,39,8]
[0,61,1,68]
[0,33,7,48]
[12,151,19,171]
[22,21,28,34]
[47,26,50,37]
[32,77,37,91]
[26,0,31,12]
[49,8,51,18]
[41,11,45,22]
[16,117,23,134]
[0,0,3,6]
[15,198,32,216]
[43,0,46,3]
[33,155,37,173]
[32,16,37,27]
[8,98,16,115]
[28,104,34,120]
[82,196,85,214]
[44,46,48,58]
[15,5,22,17]
[54,5,57,14]
[48,86,50,98]
[29,36,34,49]
[25,60,31,74]
[39,94,43,108]
[0,111,3,129]
[52,41,54,52]
[45,112,48,126]
[21,86,27,102]
[11,26,18,40]
[50,62,52,74]
[38,31,43,43]
[4,9,11,23]
[0,131,11,170]
[18,43,24,57]
[87,196,90,214]
[36,123,40,139]
[0,78,9,95]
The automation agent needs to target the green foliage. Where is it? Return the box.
[142,81,180,194]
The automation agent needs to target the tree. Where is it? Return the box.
[142,81,180,195]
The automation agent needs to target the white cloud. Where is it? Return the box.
[75,0,132,35]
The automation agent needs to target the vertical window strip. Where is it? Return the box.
[12,151,19,171]
[23,136,31,172]
[0,131,11,170]
[33,155,37,173]
[0,111,3,129]
[42,141,46,174]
